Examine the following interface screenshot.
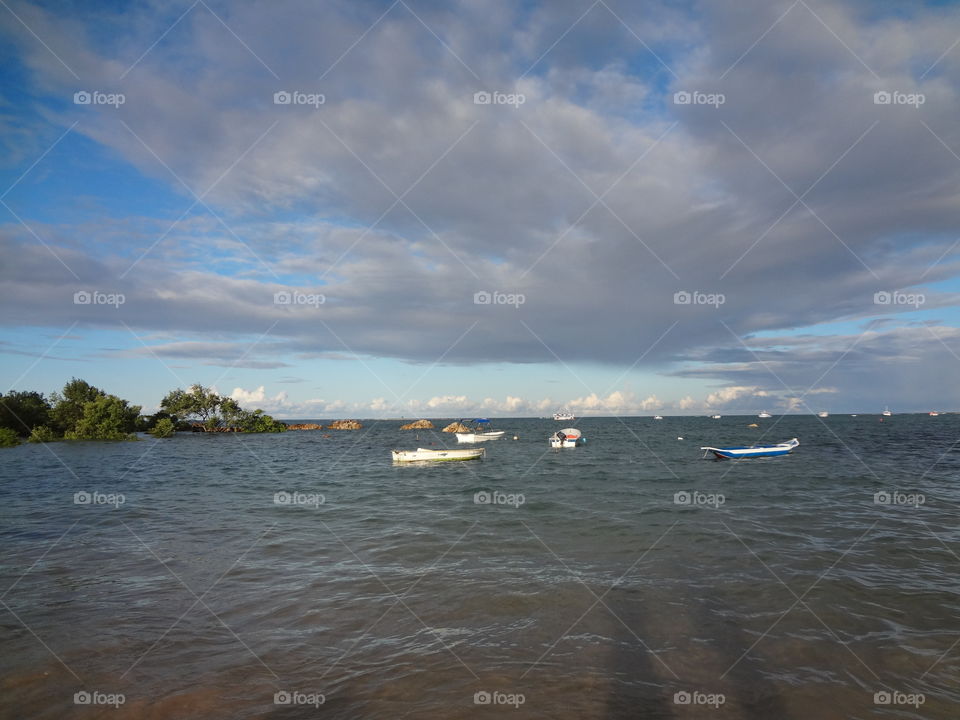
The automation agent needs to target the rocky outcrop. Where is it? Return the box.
[400,419,434,430]
[286,423,323,430]
[441,421,470,433]
[327,419,362,430]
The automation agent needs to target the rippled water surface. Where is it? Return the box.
[1,415,959,719]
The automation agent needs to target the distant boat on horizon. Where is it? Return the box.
[817,411,829,418]
[929,411,940,416]
[758,411,772,418]
[653,415,663,420]
[553,409,575,421]
[882,407,892,417]
[710,414,722,420]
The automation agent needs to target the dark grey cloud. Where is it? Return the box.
[2,0,960,408]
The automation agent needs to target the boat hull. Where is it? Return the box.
[701,438,799,460]
[455,431,505,443]
[392,448,485,463]
[550,427,584,448]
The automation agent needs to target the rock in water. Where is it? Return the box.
[400,419,434,430]
[441,421,470,433]
[327,419,363,430]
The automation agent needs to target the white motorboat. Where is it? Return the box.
[929,411,940,417]
[882,407,892,417]
[392,448,485,463]
[454,418,505,443]
[757,411,772,418]
[549,427,584,448]
[553,409,575,421]
[710,414,722,419]
[653,415,663,420]
[817,411,829,418]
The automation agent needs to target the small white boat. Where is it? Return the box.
[553,409,575,421]
[454,419,505,443]
[392,448,485,463]
[710,414,722,420]
[817,411,829,418]
[882,407,892,417]
[929,411,939,417]
[701,438,799,459]
[653,415,663,420]
[757,411,772,418]
[549,427,584,448]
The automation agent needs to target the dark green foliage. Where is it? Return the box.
[150,417,176,438]
[27,425,58,443]
[160,384,285,433]
[238,408,288,433]
[0,391,51,436]
[50,379,105,435]
[0,427,19,447]
[64,394,141,441]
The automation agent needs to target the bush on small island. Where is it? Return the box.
[160,384,286,433]
[28,425,57,443]
[0,427,20,447]
[64,394,141,441]
[150,417,176,438]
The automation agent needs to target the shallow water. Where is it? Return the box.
[1,415,958,718]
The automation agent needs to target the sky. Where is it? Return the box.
[1,0,959,418]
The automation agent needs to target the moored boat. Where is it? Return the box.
[701,438,799,459]
[553,408,575,421]
[549,427,584,448]
[454,418,506,443]
[392,447,485,463]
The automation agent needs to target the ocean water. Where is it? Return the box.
[1,415,958,719]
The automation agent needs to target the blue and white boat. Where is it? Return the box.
[701,437,799,459]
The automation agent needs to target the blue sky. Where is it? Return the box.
[2,0,960,417]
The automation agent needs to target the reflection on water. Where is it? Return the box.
[1,416,958,718]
